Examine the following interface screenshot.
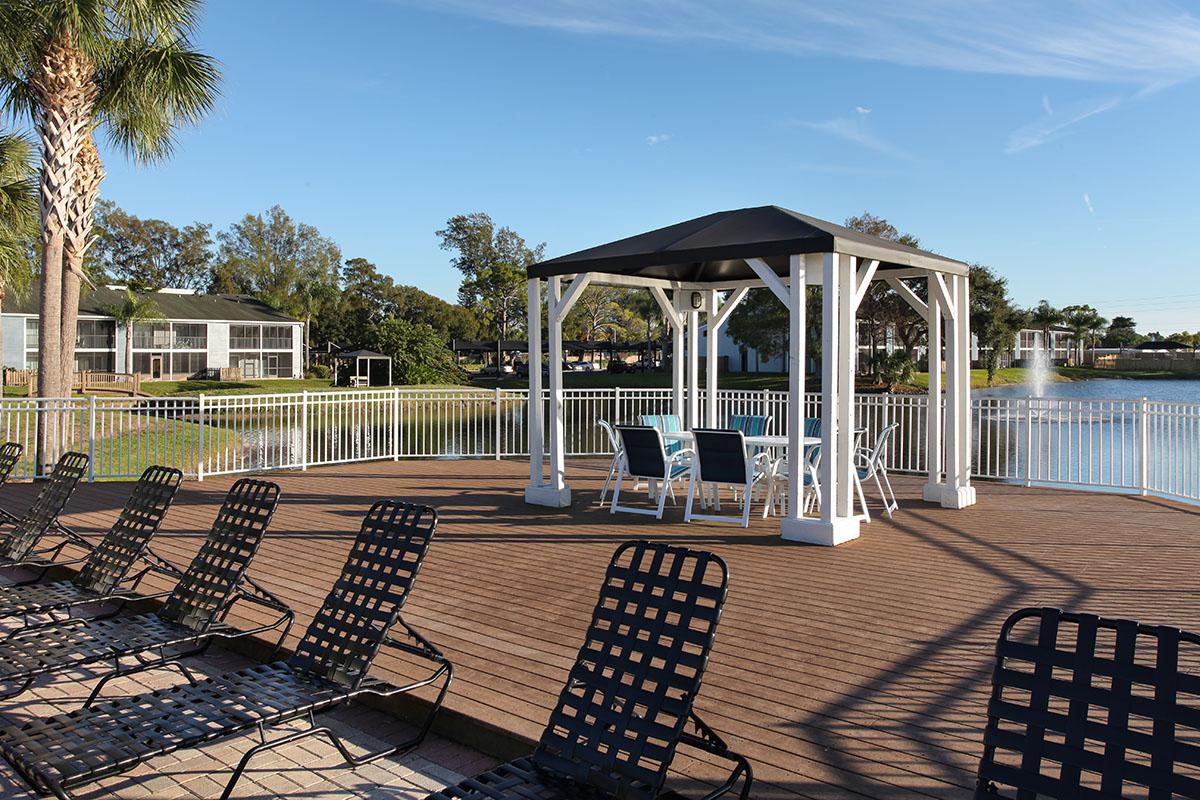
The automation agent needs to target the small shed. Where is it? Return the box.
[332,350,392,387]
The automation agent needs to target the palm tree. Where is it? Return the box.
[1062,304,1107,366]
[0,131,36,388]
[1028,300,1064,359]
[100,287,162,378]
[0,0,220,401]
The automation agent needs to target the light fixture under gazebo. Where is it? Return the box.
[523,205,976,546]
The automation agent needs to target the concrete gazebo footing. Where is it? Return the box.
[524,206,975,545]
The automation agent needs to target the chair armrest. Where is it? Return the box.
[668,447,695,464]
[676,708,753,800]
[210,574,295,656]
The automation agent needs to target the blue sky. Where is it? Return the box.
[96,0,1200,333]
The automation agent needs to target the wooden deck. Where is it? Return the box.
[13,459,1200,800]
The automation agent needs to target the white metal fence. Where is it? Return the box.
[1,388,1196,505]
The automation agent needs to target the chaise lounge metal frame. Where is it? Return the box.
[0,441,26,524]
[0,465,183,633]
[975,606,1200,798]
[426,539,753,800]
[0,451,90,569]
[0,499,452,800]
[0,477,289,702]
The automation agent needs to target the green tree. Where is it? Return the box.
[366,317,465,385]
[969,265,1022,384]
[436,211,544,334]
[0,131,37,385]
[1061,304,1107,365]
[1102,316,1142,349]
[212,206,341,362]
[99,286,163,376]
[726,289,790,369]
[392,284,479,343]
[845,212,922,377]
[0,0,219,404]
[565,286,626,354]
[90,200,212,289]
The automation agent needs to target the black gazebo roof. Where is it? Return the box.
[528,205,966,283]
[332,349,390,360]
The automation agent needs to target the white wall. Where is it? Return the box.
[207,322,229,370]
[2,316,24,370]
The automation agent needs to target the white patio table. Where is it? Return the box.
[661,431,820,450]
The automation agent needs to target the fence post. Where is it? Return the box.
[392,387,400,461]
[300,391,309,471]
[495,387,502,460]
[614,386,621,426]
[196,393,206,481]
[86,395,96,482]
[1139,396,1149,496]
[1024,395,1033,487]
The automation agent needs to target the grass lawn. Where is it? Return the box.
[139,378,337,397]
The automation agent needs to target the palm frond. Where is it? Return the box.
[96,35,220,163]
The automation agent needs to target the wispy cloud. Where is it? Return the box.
[790,112,911,160]
[400,1,1200,85]
[1005,95,1122,153]
[645,133,673,146]
[855,106,872,115]
[1083,192,1095,215]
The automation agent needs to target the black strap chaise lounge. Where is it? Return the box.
[0,451,90,568]
[0,476,285,702]
[0,441,26,524]
[0,465,183,631]
[426,539,753,800]
[0,499,451,800]
[975,607,1200,799]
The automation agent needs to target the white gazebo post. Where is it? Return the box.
[526,273,591,508]
[524,277,545,501]
[704,288,748,427]
[685,299,700,428]
[705,289,719,427]
[941,273,977,508]
[923,279,944,501]
[648,287,683,422]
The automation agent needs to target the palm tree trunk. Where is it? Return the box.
[30,31,98,470]
[62,137,104,395]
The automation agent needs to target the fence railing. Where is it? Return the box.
[1,388,1196,505]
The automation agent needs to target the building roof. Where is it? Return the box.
[5,286,299,324]
[528,205,968,283]
[332,349,391,360]
[1134,340,1191,351]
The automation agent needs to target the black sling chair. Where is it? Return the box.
[0,465,182,632]
[0,441,26,524]
[427,540,753,800]
[0,451,89,569]
[0,477,288,702]
[0,499,452,800]
[975,607,1200,799]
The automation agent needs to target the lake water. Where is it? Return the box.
[977,378,1199,404]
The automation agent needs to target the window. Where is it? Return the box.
[24,318,37,349]
[230,351,261,378]
[75,351,114,372]
[262,325,292,349]
[171,323,207,350]
[76,319,115,349]
[133,322,171,349]
[230,325,260,349]
[262,352,293,377]
[172,351,207,377]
